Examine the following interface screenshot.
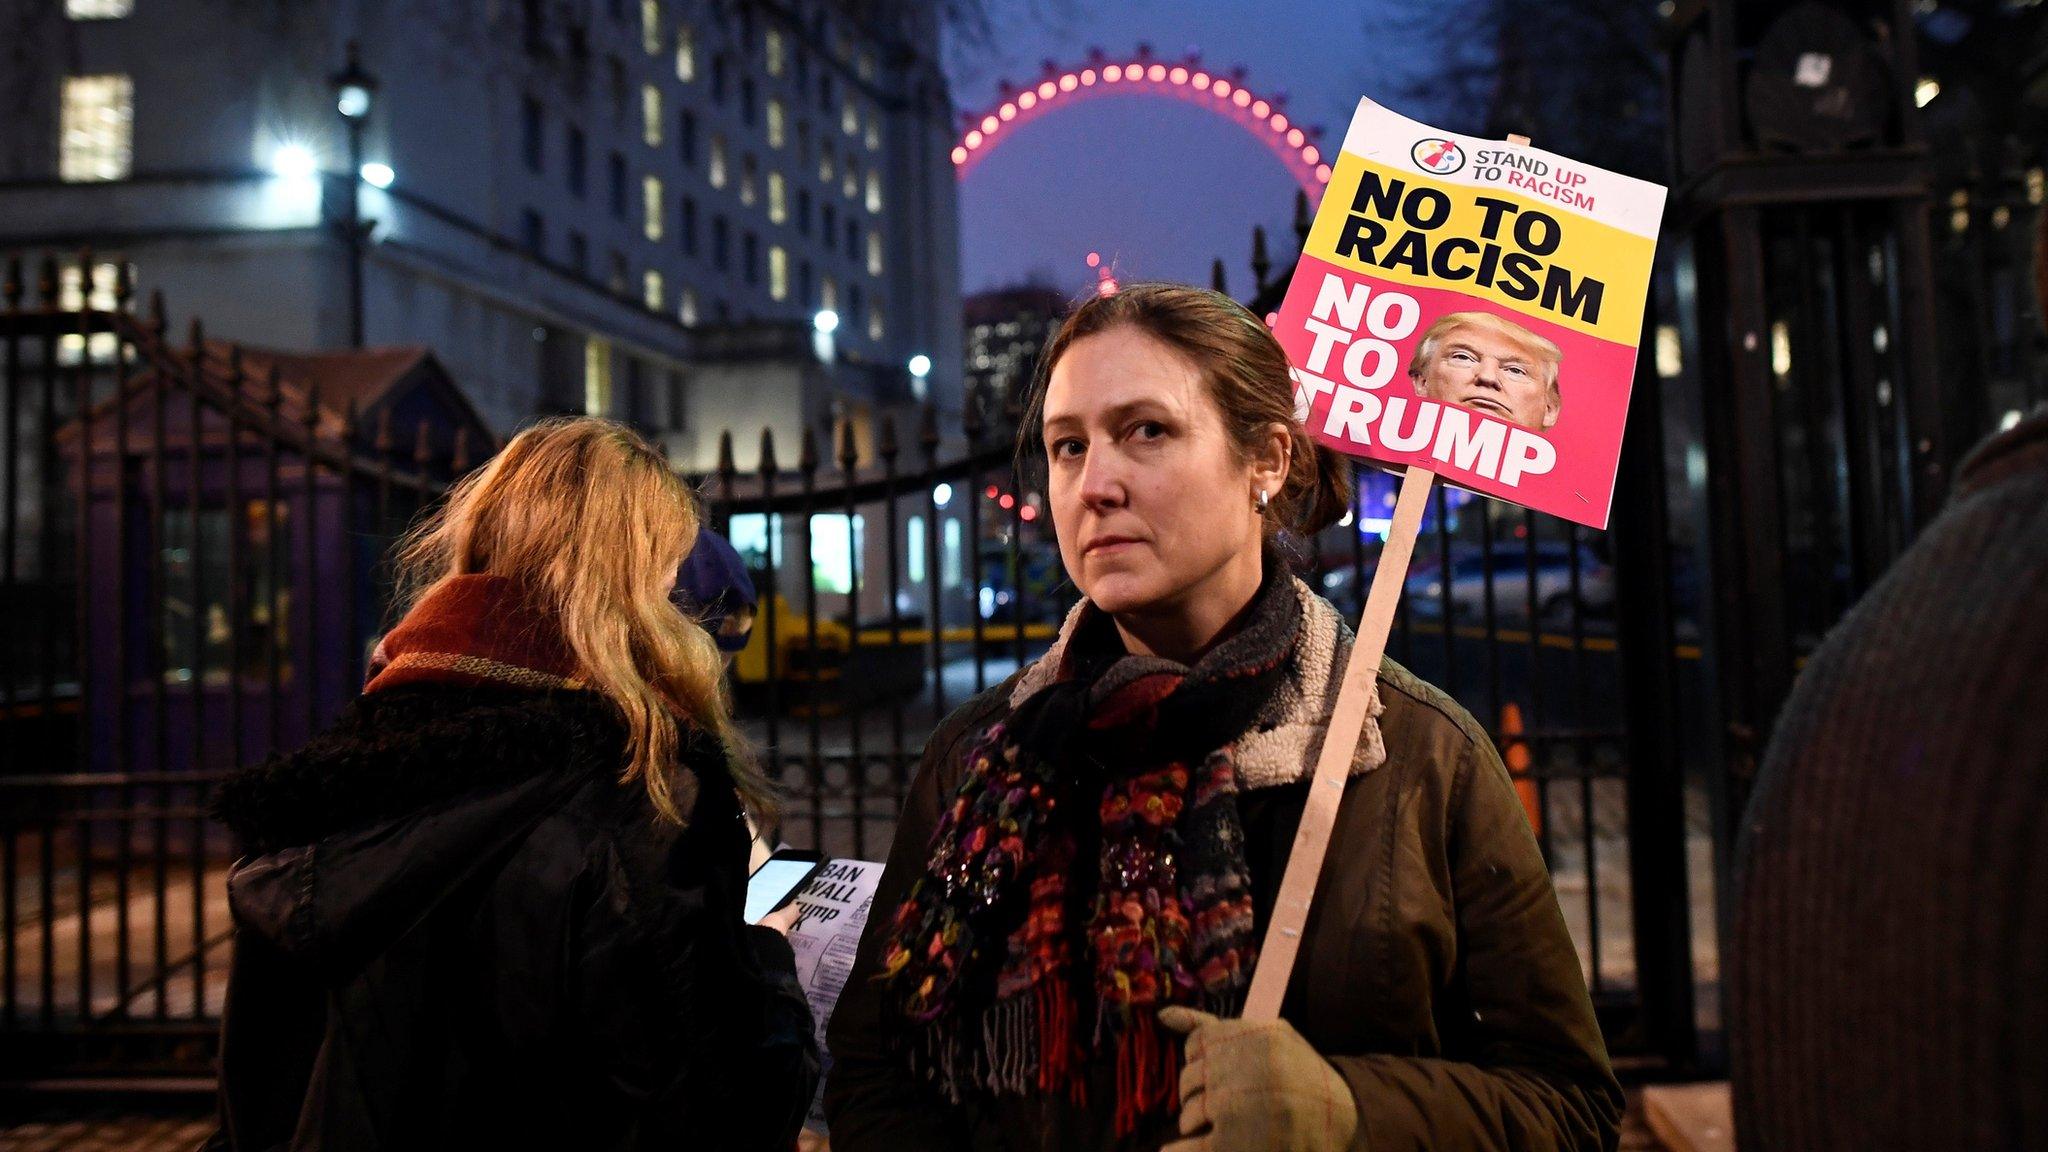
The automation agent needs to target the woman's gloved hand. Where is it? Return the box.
[1157,1006,1359,1152]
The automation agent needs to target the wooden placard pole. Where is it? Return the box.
[1240,133,1534,1021]
[1241,465,1435,1019]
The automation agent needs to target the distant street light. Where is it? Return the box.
[270,144,318,180]
[360,162,395,189]
[331,41,379,348]
[812,309,839,363]
[908,352,932,400]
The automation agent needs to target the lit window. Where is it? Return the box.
[644,175,664,240]
[641,0,661,54]
[767,99,786,148]
[675,24,695,82]
[866,230,883,276]
[57,260,128,364]
[865,111,880,151]
[60,74,132,182]
[819,142,834,183]
[858,51,875,82]
[769,245,789,301]
[907,516,925,583]
[644,269,664,311]
[820,275,838,313]
[842,101,859,136]
[58,261,125,311]
[585,338,613,416]
[768,171,787,224]
[709,133,727,187]
[805,514,864,594]
[1655,325,1682,379]
[642,84,663,147]
[65,0,131,16]
[766,28,785,76]
[865,170,881,213]
[867,302,884,341]
[679,288,699,327]
[842,163,857,200]
[740,154,758,206]
[943,519,963,587]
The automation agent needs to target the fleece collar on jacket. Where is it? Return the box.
[1010,575,1385,789]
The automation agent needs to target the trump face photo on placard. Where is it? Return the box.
[1407,311,1562,432]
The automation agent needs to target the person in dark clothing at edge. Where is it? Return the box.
[824,284,1623,1152]
[1728,221,2048,1148]
[207,417,818,1151]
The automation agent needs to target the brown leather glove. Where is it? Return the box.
[1158,1006,1359,1152]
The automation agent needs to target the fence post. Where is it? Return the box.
[1612,305,1699,1070]
[878,415,904,804]
[757,428,781,777]
[714,429,736,539]
[837,418,865,859]
[798,426,822,848]
[962,384,986,693]
[920,402,944,722]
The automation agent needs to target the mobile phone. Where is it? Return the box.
[745,848,825,924]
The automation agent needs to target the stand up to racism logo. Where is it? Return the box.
[1410,137,1466,175]
[1274,99,1667,529]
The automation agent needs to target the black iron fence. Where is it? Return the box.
[1,250,1701,1081]
[0,251,472,1076]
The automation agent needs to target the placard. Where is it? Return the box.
[1272,99,1667,528]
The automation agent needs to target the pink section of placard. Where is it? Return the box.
[1272,254,1640,528]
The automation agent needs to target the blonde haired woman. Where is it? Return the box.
[210,418,817,1151]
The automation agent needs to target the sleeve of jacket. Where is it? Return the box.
[567,825,821,1152]
[1326,737,1626,1152]
[822,687,1011,1152]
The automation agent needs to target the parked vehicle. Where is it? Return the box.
[1318,543,1614,623]
[976,543,1067,623]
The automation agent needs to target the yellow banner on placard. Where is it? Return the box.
[1304,151,1657,344]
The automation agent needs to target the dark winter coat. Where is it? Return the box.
[824,580,1623,1152]
[1730,408,2048,1149]
[208,684,818,1152]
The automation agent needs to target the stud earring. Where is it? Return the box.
[1256,489,1271,512]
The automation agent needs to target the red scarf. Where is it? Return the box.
[364,574,583,695]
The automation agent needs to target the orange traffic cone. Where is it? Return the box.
[1499,702,1542,837]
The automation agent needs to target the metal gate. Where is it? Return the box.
[1,249,1701,1082]
[694,369,1700,1070]
[0,251,473,1076]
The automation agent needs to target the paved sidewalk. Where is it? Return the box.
[0,1106,212,1152]
[0,1091,1675,1150]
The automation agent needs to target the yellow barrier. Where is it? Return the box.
[731,594,1060,685]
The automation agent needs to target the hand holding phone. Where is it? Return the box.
[746,847,825,927]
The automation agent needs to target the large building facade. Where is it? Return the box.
[0,0,963,468]
[962,281,1064,407]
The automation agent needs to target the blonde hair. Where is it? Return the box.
[393,417,774,825]
[1407,311,1564,404]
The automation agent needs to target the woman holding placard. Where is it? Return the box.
[824,285,1621,1151]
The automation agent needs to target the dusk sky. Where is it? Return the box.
[942,1,1432,300]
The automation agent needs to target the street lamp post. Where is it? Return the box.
[331,41,378,348]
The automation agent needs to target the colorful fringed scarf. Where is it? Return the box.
[880,570,1303,1135]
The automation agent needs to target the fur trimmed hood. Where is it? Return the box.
[1010,575,1386,789]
